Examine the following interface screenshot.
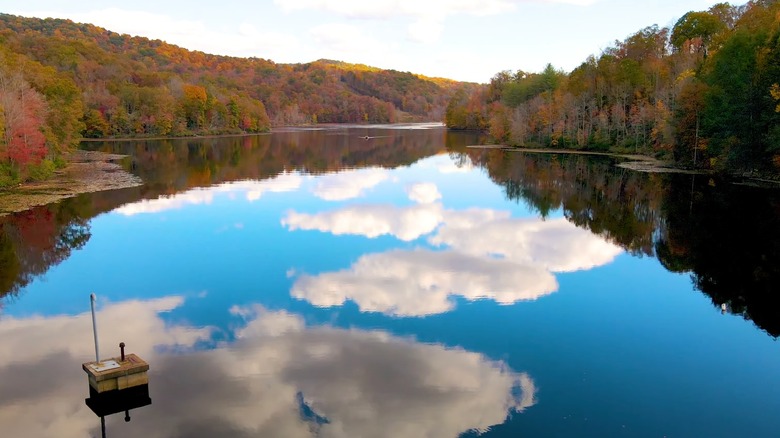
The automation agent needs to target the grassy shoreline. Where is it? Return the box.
[0,150,142,217]
[467,145,780,181]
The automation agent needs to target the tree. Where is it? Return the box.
[700,1,778,170]
[445,88,487,130]
[674,79,708,167]
[181,84,208,130]
[82,108,109,138]
[0,69,48,170]
[671,11,728,57]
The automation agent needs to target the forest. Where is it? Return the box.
[446,1,780,176]
[0,13,464,187]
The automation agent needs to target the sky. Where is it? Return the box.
[3,0,725,83]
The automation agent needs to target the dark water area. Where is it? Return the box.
[1,124,779,437]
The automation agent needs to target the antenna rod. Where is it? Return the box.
[90,293,100,363]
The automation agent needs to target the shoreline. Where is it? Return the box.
[467,144,667,163]
[468,145,780,184]
[79,132,272,142]
[466,145,730,177]
[0,150,142,217]
[78,122,445,142]
[2,139,777,217]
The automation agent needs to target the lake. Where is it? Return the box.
[1,124,779,437]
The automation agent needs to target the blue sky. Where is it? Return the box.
[4,0,723,82]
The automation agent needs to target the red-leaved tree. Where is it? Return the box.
[0,69,48,168]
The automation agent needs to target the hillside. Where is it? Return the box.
[0,13,469,186]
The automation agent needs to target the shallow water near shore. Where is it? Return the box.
[1,125,779,437]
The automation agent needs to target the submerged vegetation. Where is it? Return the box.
[446,1,780,176]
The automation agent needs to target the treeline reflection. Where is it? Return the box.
[0,199,92,300]
[465,150,663,256]
[2,129,778,339]
[0,127,450,302]
[456,147,780,337]
[657,175,780,337]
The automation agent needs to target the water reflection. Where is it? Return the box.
[655,175,780,337]
[0,297,209,437]
[458,149,663,256]
[85,384,152,438]
[286,181,622,316]
[1,127,779,436]
[115,173,305,216]
[0,199,92,300]
[0,298,535,438]
[0,125,458,304]
[1,126,779,339]
[86,126,451,198]
[312,167,390,201]
[283,182,445,241]
[458,148,780,337]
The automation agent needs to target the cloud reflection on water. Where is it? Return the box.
[115,172,304,216]
[0,297,211,437]
[285,183,623,316]
[284,203,444,241]
[292,248,557,316]
[0,299,535,438]
[113,166,395,217]
[312,167,390,201]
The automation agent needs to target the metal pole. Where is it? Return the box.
[90,293,100,363]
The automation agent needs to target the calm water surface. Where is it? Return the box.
[1,124,779,437]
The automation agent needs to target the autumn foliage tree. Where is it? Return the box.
[0,13,469,186]
[0,65,53,185]
[447,1,780,175]
[0,13,461,143]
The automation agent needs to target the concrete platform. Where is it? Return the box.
[83,354,149,393]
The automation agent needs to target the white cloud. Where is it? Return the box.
[406,182,441,204]
[0,296,210,368]
[284,191,622,316]
[414,153,474,174]
[284,190,621,272]
[292,248,558,316]
[312,168,389,201]
[0,302,536,437]
[277,0,598,44]
[0,297,212,438]
[437,159,474,173]
[407,18,445,43]
[431,212,624,273]
[16,8,300,60]
[115,173,303,216]
[309,23,380,53]
[201,305,536,437]
[285,181,443,241]
[275,0,518,19]
[243,173,304,201]
[115,190,215,215]
[279,0,516,43]
[283,202,444,241]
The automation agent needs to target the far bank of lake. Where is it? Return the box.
[6,123,779,217]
